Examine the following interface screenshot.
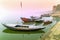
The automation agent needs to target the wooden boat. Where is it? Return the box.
[2,24,45,31]
[21,17,43,23]
[21,17,32,23]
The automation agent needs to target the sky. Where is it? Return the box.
[0,0,60,23]
[0,0,57,10]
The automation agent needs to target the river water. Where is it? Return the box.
[0,20,56,40]
[0,5,56,40]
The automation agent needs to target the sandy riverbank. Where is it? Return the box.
[45,21,60,40]
[51,13,60,17]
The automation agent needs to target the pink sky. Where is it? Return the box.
[0,0,60,23]
[1,0,56,10]
[1,0,60,10]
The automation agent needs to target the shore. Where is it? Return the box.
[51,13,60,17]
[43,21,60,40]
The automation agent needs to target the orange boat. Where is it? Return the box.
[21,17,32,23]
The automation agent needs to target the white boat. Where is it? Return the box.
[2,24,45,31]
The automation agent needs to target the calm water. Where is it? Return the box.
[0,20,56,40]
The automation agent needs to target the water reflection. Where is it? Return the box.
[3,29,45,34]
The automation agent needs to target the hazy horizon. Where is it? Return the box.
[0,0,60,23]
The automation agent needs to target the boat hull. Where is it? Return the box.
[2,24,45,31]
[21,17,32,23]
